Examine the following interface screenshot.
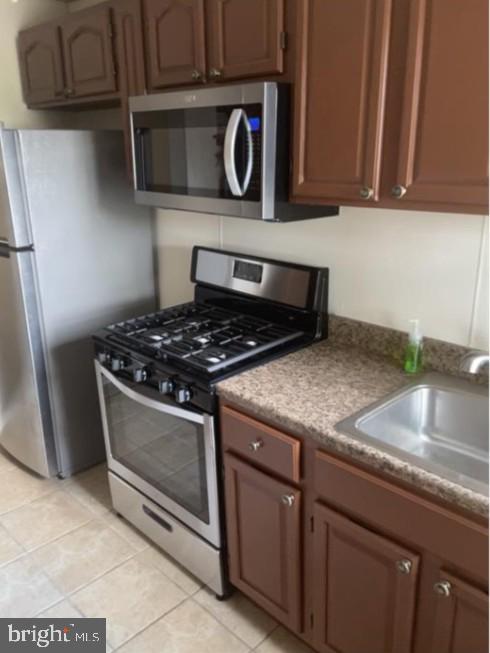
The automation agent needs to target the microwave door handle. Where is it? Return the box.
[224,109,242,196]
[242,112,254,195]
[224,109,253,197]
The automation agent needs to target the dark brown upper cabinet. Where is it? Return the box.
[224,453,302,632]
[292,0,489,213]
[143,0,207,90]
[312,501,419,653]
[292,0,392,204]
[60,6,117,99]
[428,569,489,653]
[17,23,65,105]
[206,0,285,82]
[392,0,489,210]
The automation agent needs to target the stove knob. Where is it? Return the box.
[111,356,125,372]
[133,367,148,383]
[176,385,192,404]
[158,378,175,395]
[97,351,110,365]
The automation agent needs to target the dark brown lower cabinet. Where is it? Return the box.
[224,453,302,631]
[429,570,489,653]
[220,403,488,653]
[312,501,419,653]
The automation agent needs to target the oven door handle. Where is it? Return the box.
[224,108,253,197]
[95,362,205,425]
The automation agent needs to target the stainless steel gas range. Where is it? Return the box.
[93,247,329,597]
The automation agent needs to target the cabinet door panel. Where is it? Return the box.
[394,0,489,209]
[144,0,206,89]
[113,0,147,182]
[430,570,488,653]
[207,0,284,80]
[224,453,302,632]
[61,6,117,98]
[293,0,392,203]
[17,24,65,105]
[313,501,419,653]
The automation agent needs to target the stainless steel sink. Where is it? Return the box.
[336,373,489,494]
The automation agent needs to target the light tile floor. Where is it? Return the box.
[0,446,314,652]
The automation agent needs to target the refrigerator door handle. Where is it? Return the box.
[0,240,10,258]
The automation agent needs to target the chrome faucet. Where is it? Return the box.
[460,350,489,374]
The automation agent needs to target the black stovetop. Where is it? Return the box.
[105,301,305,373]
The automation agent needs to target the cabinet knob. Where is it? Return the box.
[360,186,374,200]
[281,494,295,507]
[64,88,75,98]
[391,184,407,198]
[433,581,452,597]
[209,68,223,80]
[396,559,412,575]
[248,439,263,452]
[191,69,203,81]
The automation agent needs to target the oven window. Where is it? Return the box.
[102,379,210,524]
[133,104,262,201]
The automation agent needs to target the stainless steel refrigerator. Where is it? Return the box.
[0,128,156,478]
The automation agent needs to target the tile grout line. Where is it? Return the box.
[106,593,191,651]
[193,592,278,650]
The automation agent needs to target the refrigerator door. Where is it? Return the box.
[0,245,56,477]
[0,127,56,476]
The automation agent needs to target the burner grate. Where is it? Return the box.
[108,302,305,373]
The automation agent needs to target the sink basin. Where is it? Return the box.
[336,373,489,494]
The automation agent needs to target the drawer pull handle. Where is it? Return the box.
[142,504,173,532]
[433,581,452,597]
[249,439,263,452]
[281,494,295,507]
[396,559,412,574]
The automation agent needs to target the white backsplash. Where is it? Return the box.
[156,207,489,349]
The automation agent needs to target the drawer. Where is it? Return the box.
[221,405,301,482]
[108,472,226,595]
[314,450,488,583]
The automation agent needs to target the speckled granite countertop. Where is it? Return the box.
[218,337,489,518]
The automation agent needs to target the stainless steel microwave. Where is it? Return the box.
[129,82,338,222]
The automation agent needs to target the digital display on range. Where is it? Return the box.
[233,260,263,283]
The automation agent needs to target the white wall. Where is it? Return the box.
[156,208,489,349]
[0,0,69,129]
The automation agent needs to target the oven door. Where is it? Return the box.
[95,362,221,547]
[130,82,279,220]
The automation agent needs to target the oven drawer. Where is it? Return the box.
[221,405,301,482]
[108,472,226,596]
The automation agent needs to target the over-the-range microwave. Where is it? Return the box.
[129,82,338,222]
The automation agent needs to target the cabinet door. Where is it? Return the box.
[113,0,147,182]
[143,0,206,89]
[393,0,489,209]
[429,570,488,653]
[60,6,117,98]
[313,501,419,653]
[224,453,302,631]
[17,24,65,106]
[292,0,392,204]
[206,0,284,81]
